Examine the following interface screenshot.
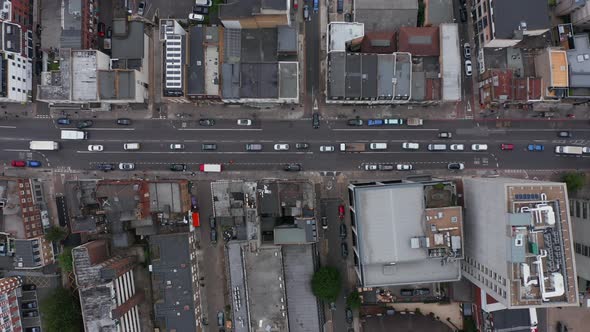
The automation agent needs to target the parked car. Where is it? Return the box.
[471,144,488,151]
[21,284,37,291]
[293,0,298,9]
[558,131,572,138]
[97,163,115,171]
[501,143,514,150]
[22,310,38,318]
[106,27,112,38]
[209,215,216,229]
[364,164,378,171]
[320,145,335,152]
[202,143,217,151]
[116,118,132,125]
[413,288,430,296]
[88,145,103,152]
[464,59,472,76]
[396,164,413,171]
[170,164,186,172]
[321,216,328,229]
[464,43,471,58]
[11,160,26,167]
[284,163,302,172]
[189,13,205,21]
[217,311,224,326]
[583,147,590,154]
[448,163,465,170]
[77,120,93,129]
[346,308,354,324]
[295,143,309,149]
[459,8,467,22]
[26,160,42,167]
[312,112,320,128]
[170,143,185,150]
[118,163,135,171]
[400,289,413,296]
[438,132,452,139]
[338,205,345,220]
[347,117,364,126]
[527,144,544,151]
[56,118,71,125]
[384,118,404,125]
[339,223,347,239]
[303,5,310,21]
[237,119,252,126]
[340,242,349,258]
[24,327,41,332]
[193,5,210,14]
[274,143,290,151]
[199,118,215,126]
[367,119,384,126]
[450,144,464,151]
[21,301,37,309]
[211,229,218,244]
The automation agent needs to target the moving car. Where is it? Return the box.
[274,143,290,151]
[118,163,135,171]
[396,164,413,171]
[237,119,252,126]
[347,117,364,126]
[88,145,103,152]
[200,164,222,173]
[465,59,472,76]
[199,118,215,126]
[448,163,465,170]
[501,143,514,150]
[116,118,132,125]
[402,142,420,150]
[378,164,395,171]
[98,22,105,37]
[209,215,216,229]
[303,5,310,21]
[170,164,186,171]
[295,143,309,149]
[384,118,404,125]
[338,205,345,220]
[583,147,590,154]
[11,160,26,167]
[528,144,544,152]
[26,160,41,167]
[321,216,328,229]
[56,118,71,125]
[211,228,218,244]
[320,145,335,152]
[558,131,572,138]
[283,163,301,171]
[346,308,354,324]
[312,112,320,128]
[364,164,378,171]
[202,143,217,151]
[340,242,349,258]
[97,163,115,171]
[438,132,452,139]
[245,143,263,151]
[77,120,93,129]
[138,1,145,15]
[450,144,464,151]
[170,143,185,150]
[217,311,224,327]
[464,43,471,58]
[367,119,384,126]
[471,144,488,151]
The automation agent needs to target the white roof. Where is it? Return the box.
[440,23,461,101]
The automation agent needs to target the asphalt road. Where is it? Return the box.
[304,1,321,114]
[1,119,589,172]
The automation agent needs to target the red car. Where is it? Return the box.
[501,143,514,151]
[97,22,105,37]
[11,160,26,167]
[293,0,298,9]
[338,204,345,220]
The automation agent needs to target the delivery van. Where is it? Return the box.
[369,143,388,150]
[123,143,141,150]
[199,164,222,173]
[61,130,87,140]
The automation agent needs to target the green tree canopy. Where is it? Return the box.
[58,247,74,273]
[40,287,82,332]
[311,266,341,302]
[44,225,68,242]
[346,290,361,309]
[562,172,586,193]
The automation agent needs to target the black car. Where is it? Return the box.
[312,112,320,129]
[22,310,38,318]
[339,223,347,239]
[21,301,37,309]
[558,131,572,138]
[345,308,353,324]
[97,163,115,171]
[199,118,215,126]
[193,5,210,14]
[211,229,218,244]
[400,289,413,296]
[22,284,36,291]
[321,216,328,229]
[77,120,93,129]
[340,242,349,258]
[347,117,363,126]
[209,215,216,229]
[284,163,302,172]
[116,118,132,125]
[459,8,467,22]
[295,143,309,149]
[202,143,217,151]
[170,164,186,171]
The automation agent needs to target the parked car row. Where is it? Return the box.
[347,117,405,126]
[57,118,132,127]
[364,163,465,171]
[11,160,42,167]
[96,163,223,172]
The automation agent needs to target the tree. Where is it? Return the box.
[44,226,68,242]
[311,266,341,302]
[562,172,586,193]
[40,287,82,332]
[346,290,361,309]
[58,247,74,273]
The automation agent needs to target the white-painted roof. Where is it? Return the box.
[440,23,461,101]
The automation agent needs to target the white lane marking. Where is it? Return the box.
[76,151,314,154]
[332,128,439,131]
[85,128,136,131]
[177,128,263,131]
[0,126,17,129]
[3,149,29,152]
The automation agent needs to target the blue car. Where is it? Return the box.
[527,144,544,152]
[26,160,41,167]
[56,118,70,125]
[313,0,318,12]
[367,119,384,126]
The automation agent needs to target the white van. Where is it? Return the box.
[123,143,141,150]
[402,142,419,150]
[200,164,222,173]
[369,143,388,150]
[428,144,447,151]
[61,130,87,140]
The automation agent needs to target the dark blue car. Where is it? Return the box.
[56,118,70,125]
[368,119,384,126]
[26,160,41,167]
[527,144,544,152]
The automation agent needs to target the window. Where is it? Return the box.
[576,242,582,254]
[583,202,588,219]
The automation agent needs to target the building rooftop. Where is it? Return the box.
[187,26,205,96]
[227,243,249,332]
[548,49,569,88]
[277,26,297,53]
[2,22,21,54]
[567,35,590,87]
[278,62,298,99]
[97,70,136,100]
[351,181,463,287]
[354,0,418,33]
[440,23,461,101]
[150,232,197,332]
[273,218,317,244]
[425,0,454,26]
[219,0,287,19]
[61,0,82,49]
[112,22,145,60]
[360,32,397,54]
[397,27,440,57]
[492,0,550,39]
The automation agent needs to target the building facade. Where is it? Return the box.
[570,198,590,291]
[0,276,23,332]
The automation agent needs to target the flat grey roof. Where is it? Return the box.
[98,71,116,99]
[240,29,277,63]
[148,182,183,213]
[354,0,418,33]
[277,26,297,53]
[361,54,378,98]
[567,34,590,87]
[328,52,346,98]
[345,54,362,98]
[112,21,145,60]
[219,0,286,19]
[222,63,241,99]
[426,0,454,25]
[187,26,205,95]
[150,233,196,332]
[492,0,550,39]
[353,183,461,286]
[278,62,298,99]
[14,239,37,268]
[240,63,278,98]
[227,243,249,332]
[395,53,412,99]
[61,0,82,49]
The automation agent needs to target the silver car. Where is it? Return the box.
[119,163,135,171]
[320,145,335,152]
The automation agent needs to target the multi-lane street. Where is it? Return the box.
[1,118,589,172]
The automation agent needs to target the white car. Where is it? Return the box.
[189,13,205,21]
[582,147,590,153]
[119,163,135,171]
[320,145,335,152]
[396,164,413,171]
[364,164,378,171]
[274,144,290,151]
[88,145,103,152]
[465,60,473,76]
[402,142,420,150]
[471,144,488,151]
[384,118,404,125]
[170,143,185,150]
[237,119,252,126]
[450,144,465,151]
